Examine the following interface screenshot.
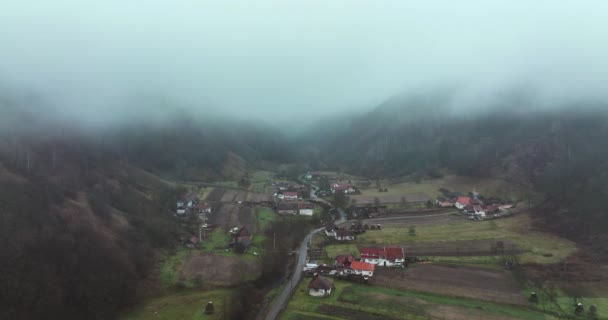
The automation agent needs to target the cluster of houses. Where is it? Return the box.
[274,182,317,216]
[176,194,212,217]
[436,195,514,219]
[306,245,410,297]
[330,182,356,194]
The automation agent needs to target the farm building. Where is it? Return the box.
[276,202,299,215]
[278,191,299,201]
[308,275,333,297]
[330,183,355,194]
[334,254,355,268]
[334,229,356,241]
[455,196,483,209]
[435,197,456,207]
[297,203,315,216]
[360,246,405,267]
[348,261,375,279]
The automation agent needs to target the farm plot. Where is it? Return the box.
[247,192,272,203]
[205,188,226,202]
[359,212,463,227]
[400,239,526,257]
[220,189,240,202]
[180,254,261,285]
[350,192,431,205]
[371,264,527,305]
[209,203,252,227]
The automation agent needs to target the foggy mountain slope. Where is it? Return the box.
[303,93,608,257]
[0,134,180,320]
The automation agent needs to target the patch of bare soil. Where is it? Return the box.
[221,189,239,202]
[205,188,226,202]
[180,253,261,285]
[246,192,272,202]
[428,305,521,320]
[209,203,251,228]
[370,264,526,305]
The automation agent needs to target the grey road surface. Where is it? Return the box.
[264,178,346,320]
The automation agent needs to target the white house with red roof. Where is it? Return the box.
[454,197,472,209]
[348,261,375,279]
[360,246,405,267]
[330,183,355,194]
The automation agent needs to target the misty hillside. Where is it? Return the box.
[302,94,608,253]
[0,135,180,319]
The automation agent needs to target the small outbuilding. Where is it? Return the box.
[308,274,333,297]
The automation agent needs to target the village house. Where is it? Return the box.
[324,223,337,237]
[298,202,315,216]
[276,202,299,215]
[435,197,457,207]
[334,254,355,268]
[278,191,299,201]
[330,183,355,194]
[348,261,375,279]
[360,246,405,267]
[308,274,333,297]
[334,229,356,241]
[232,225,252,249]
[194,203,212,214]
[454,196,483,209]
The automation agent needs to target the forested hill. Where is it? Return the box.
[0,102,295,319]
[302,93,608,251]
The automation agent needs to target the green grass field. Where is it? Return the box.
[255,207,278,232]
[281,279,556,320]
[118,289,232,320]
[249,170,275,193]
[355,174,529,202]
[352,214,576,264]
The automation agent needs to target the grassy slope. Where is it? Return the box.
[281,279,555,320]
[348,214,576,264]
[118,289,231,320]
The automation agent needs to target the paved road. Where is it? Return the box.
[264,179,346,320]
[264,226,323,320]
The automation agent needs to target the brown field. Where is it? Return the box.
[208,203,252,227]
[205,188,226,202]
[180,253,261,285]
[246,192,272,202]
[220,189,240,202]
[371,264,526,305]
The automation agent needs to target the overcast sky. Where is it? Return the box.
[1,1,608,126]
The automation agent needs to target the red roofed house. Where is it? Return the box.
[334,254,355,268]
[349,261,375,279]
[360,246,405,267]
[455,197,472,209]
[330,183,355,194]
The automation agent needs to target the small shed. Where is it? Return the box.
[308,275,333,297]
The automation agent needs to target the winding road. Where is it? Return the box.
[264,180,345,320]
